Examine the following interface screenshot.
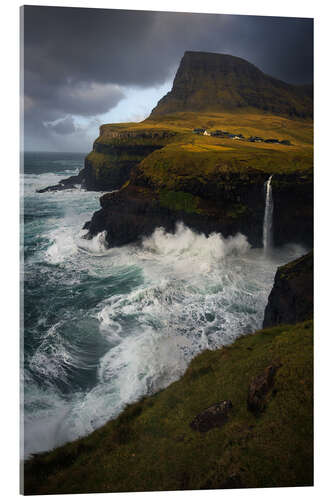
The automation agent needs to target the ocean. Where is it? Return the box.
[22,151,306,458]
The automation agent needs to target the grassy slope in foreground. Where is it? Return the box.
[24,320,313,494]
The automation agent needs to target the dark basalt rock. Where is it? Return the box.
[85,186,263,248]
[271,176,313,248]
[38,129,177,193]
[247,362,281,415]
[36,172,84,193]
[85,169,313,250]
[263,251,313,328]
[190,400,233,432]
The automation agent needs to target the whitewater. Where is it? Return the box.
[22,152,306,458]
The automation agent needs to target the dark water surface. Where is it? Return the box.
[22,152,306,458]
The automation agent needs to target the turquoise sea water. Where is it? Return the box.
[22,152,306,458]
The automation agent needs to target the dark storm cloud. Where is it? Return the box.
[24,6,313,88]
[23,6,313,150]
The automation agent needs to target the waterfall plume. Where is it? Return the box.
[263,175,273,254]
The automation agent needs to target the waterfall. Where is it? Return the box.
[263,175,273,254]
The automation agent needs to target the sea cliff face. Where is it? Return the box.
[80,127,178,191]
[40,51,313,249]
[263,251,313,327]
[85,164,313,249]
[84,126,313,248]
[82,52,313,248]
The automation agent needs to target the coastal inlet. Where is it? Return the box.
[23,152,307,458]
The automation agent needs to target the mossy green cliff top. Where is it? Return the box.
[80,52,313,200]
[84,109,313,248]
[24,319,313,494]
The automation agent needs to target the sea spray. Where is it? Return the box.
[263,175,274,254]
[23,154,305,458]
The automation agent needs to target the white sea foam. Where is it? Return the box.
[24,169,307,458]
[142,222,249,260]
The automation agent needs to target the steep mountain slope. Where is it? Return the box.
[24,320,313,494]
[150,51,313,119]
[38,51,313,249]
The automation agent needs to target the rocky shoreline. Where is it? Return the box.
[27,50,314,495]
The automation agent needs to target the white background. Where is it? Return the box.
[0,0,331,499]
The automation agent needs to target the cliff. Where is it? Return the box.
[39,51,313,249]
[81,127,179,190]
[81,52,313,248]
[84,110,313,248]
[24,319,313,494]
[150,51,313,119]
[263,251,313,328]
[27,51,314,494]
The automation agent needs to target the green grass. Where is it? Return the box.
[134,136,312,195]
[24,320,313,494]
[159,189,202,214]
[85,111,313,193]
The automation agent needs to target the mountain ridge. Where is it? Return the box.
[150,51,313,119]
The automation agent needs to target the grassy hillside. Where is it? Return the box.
[24,320,313,494]
[99,111,313,145]
[150,52,313,119]
[95,111,313,193]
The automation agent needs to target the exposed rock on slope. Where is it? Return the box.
[150,51,313,119]
[24,320,313,494]
[247,362,281,415]
[263,251,313,327]
[190,400,233,432]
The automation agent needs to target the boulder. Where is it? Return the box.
[190,400,232,432]
[263,251,313,328]
[247,362,281,414]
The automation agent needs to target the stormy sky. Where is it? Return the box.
[23,6,313,152]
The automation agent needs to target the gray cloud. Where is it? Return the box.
[45,116,76,135]
[23,6,313,151]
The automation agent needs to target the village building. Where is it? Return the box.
[248,136,264,143]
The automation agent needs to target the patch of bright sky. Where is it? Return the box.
[75,80,172,126]
[102,81,173,124]
[74,80,173,143]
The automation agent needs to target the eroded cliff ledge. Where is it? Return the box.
[40,51,313,249]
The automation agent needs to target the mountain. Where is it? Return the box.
[26,51,313,494]
[150,51,313,119]
[37,51,313,250]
